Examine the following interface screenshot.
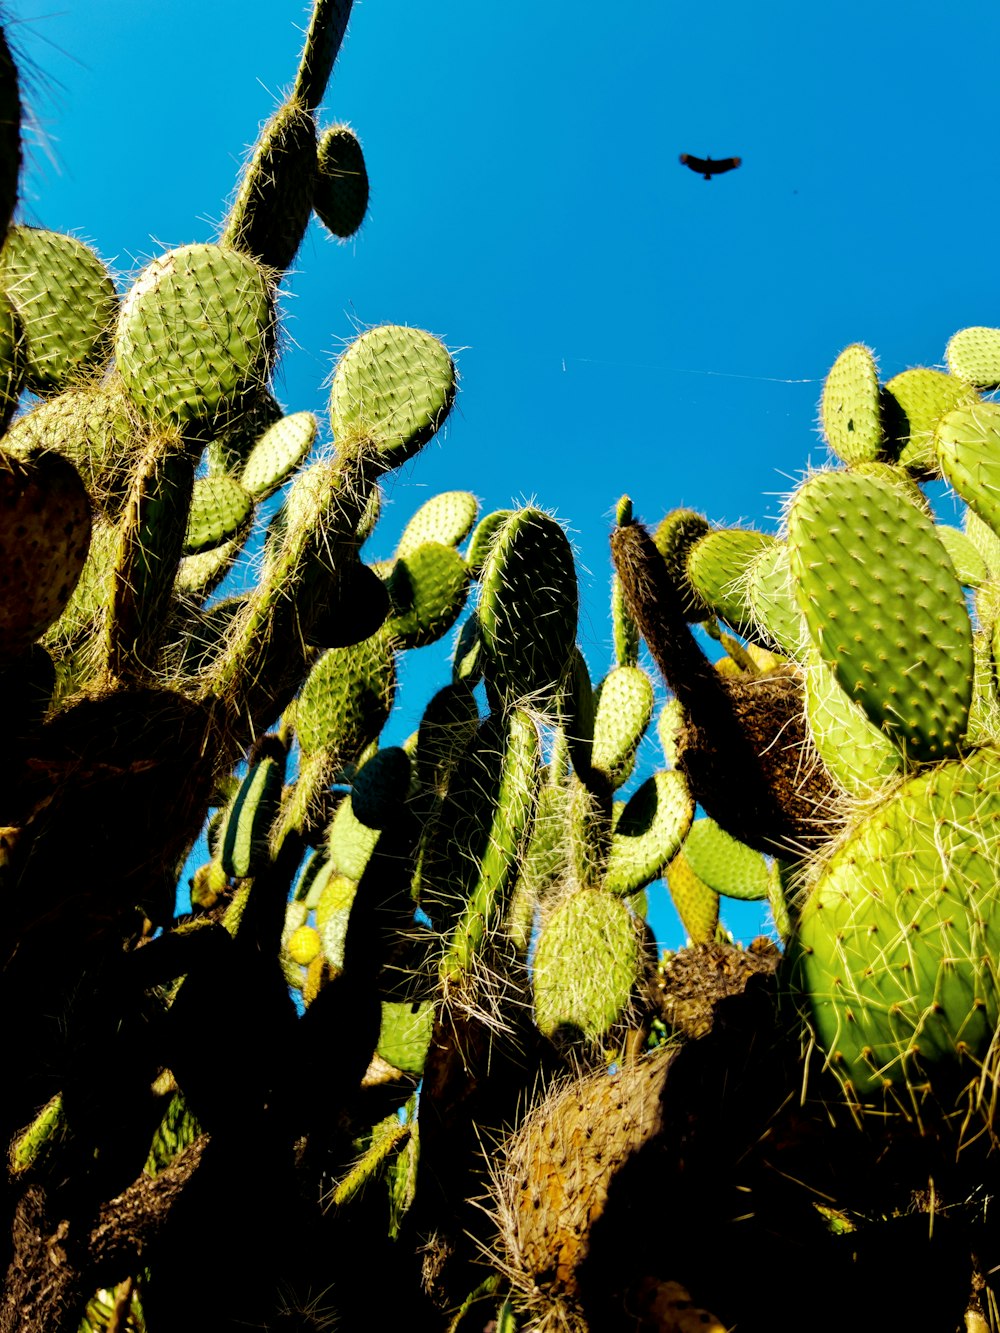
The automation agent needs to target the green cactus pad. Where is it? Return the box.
[115,242,276,428]
[820,343,883,466]
[0,448,91,661]
[105,432,198,678]
[686,527,775,638]
[314,124,370,239]
[967,629,1000,747]
[395,490,479,557]
[559,648,595,782]
[787,470,973,762]
[377,1001,434,1076]
[384,541,470,649]
[746,541,806,658]
[652,508,712,620]
[478,507,578,706]
[964,506,1000,581]
[238,410,316,500]
[205,390,283,476]
[440,709,540,983]
[327,795,380,881]
[665,851,720,945]
[44,519,116,655]
[792,745,1000,1111]
[604,770,694,898]
[329,324,456,465]
[420,712,537,933]
[175,537,247,603]
[452,612,484,685]
[803,647,904,798]
[657,698,685,768]
[611,571,640,669]
[946,326,1000,390]
[884,367,977,478]
[465,508,514,577]
[295,631,397,760]
[590,666,655,792]
[533,889,640,1040]
[9,1093,67,1176]
[936,523,988,589]
[681,816,769,901]
[220,754,284,878]
[937,402,1000,540]
[316,869,358,970]
[848,459,932,514]
[0,288,22,429]
[4,377,144,516]
[221,97,317,273]
[0,226,118,394]
[183,476,254,555]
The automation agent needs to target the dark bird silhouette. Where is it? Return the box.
[680,153,741,180]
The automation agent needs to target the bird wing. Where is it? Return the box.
[679,154,742,177]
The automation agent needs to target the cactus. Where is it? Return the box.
[11,5,1000,1331]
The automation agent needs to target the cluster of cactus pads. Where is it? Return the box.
[8,5,1000,1333]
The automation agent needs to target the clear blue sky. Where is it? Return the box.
[8,0,1000,946]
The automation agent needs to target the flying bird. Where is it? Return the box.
[679,153,741,180]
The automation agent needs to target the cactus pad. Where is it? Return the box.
[314,123,370,239]
[0,225,118,394]
[532,889,640,1040]
[0,448,91,661]
[787,470,973,762]
[820,343,883,466]
[329,324,456,465]
[793,745,1000,1116]
[478,507,578,706]
[115,242,276,428]
[946,326,1000,390]
[604,770,694,898]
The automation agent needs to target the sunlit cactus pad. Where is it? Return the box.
[946,326,1000,390]
[532,888,640,1040]
[115,242,276,427]
[0,225,118,395]
[821,342,882,466]
[329,323,456,463]
[793,746,1000,1110]
[787,469,973,762]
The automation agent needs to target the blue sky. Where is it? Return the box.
[8,0,1000,946]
